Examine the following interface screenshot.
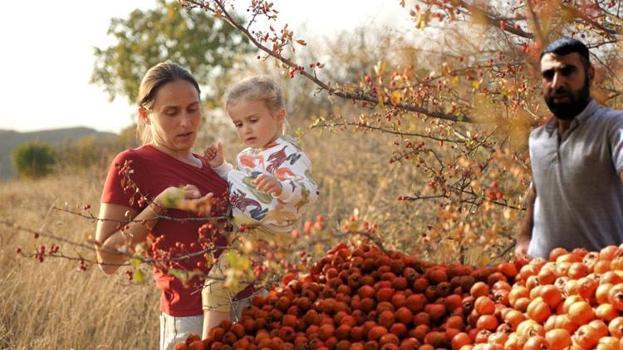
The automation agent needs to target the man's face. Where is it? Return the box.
[540,52,593,120]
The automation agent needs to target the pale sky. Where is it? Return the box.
[0,1,409,134]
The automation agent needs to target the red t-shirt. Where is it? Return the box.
[101,145,229,317]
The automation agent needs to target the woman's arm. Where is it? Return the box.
[95,185,213,274]
[95,202,161,274]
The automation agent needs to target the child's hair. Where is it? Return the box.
[224,76,284,112]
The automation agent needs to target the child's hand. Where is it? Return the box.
[254,174,283,197]
[204,143,225,168]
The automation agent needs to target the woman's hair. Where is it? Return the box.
[224,76,284,112]
[136,62,201,144]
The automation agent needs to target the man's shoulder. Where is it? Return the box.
[587,103,623,132]
[595,103,623,120]
[529,120,552,139]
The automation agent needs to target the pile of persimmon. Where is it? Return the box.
[175,243,623,350]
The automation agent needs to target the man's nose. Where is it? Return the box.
[551,72,563,90]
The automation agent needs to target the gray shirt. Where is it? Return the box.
[528,99,623,258]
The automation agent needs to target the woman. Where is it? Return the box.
[95,62,228,350]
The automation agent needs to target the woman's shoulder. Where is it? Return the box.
[109,145,159,173]
[114,146,149,163]
[113,145,159,161]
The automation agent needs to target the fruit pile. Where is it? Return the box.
[176,243,623,350]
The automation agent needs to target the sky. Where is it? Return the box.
[0,1,410,134]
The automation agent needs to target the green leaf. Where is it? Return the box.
[130,257,142,269]
[133,269,145,283]
[168,268,189,284]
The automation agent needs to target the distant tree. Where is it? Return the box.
[12,142,57,179]
[91,0,253,104]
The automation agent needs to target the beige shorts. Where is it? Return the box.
[201,252,239,314]
[202,247,268,321]
[202,227,288,319]
[159,313,202,350]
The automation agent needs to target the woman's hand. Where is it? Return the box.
[156,185,214,216]
[254,174,283,197]
[204,143,225,169]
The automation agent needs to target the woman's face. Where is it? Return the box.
[146,79,201,154]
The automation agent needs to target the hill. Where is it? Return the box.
[0,127,117,179]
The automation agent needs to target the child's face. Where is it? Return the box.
[228,99,284,149]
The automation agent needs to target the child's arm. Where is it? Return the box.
[204,142,233,178]
[256,147,319,208]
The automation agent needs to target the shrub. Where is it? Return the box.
[12,142,57,179]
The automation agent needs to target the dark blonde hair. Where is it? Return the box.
[224,76,284,113]
[136,62,200,144]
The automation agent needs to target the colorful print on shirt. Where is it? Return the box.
[213,137,319,233]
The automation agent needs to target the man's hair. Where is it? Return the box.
[541,37,591,67]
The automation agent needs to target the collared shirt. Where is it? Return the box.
[528,99,623,257]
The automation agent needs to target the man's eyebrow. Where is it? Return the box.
[541,68,554,75]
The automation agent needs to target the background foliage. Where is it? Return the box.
[90,0,252,105]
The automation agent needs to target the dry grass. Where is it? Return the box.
[0,170,159,349]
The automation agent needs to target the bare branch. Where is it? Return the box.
[311,121,466,144]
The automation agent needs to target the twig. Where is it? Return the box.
[52,206,229,223]
[0,218,95,251]
[312,121,466,144]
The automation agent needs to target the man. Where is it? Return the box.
[516,37,623,258]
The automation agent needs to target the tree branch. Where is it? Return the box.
[185,0,475,123]
[311,121,466,144]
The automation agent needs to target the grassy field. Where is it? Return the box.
[0,170,160,349]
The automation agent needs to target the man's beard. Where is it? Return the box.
[544,79,591,121]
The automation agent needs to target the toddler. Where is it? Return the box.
[201,76,318,336]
